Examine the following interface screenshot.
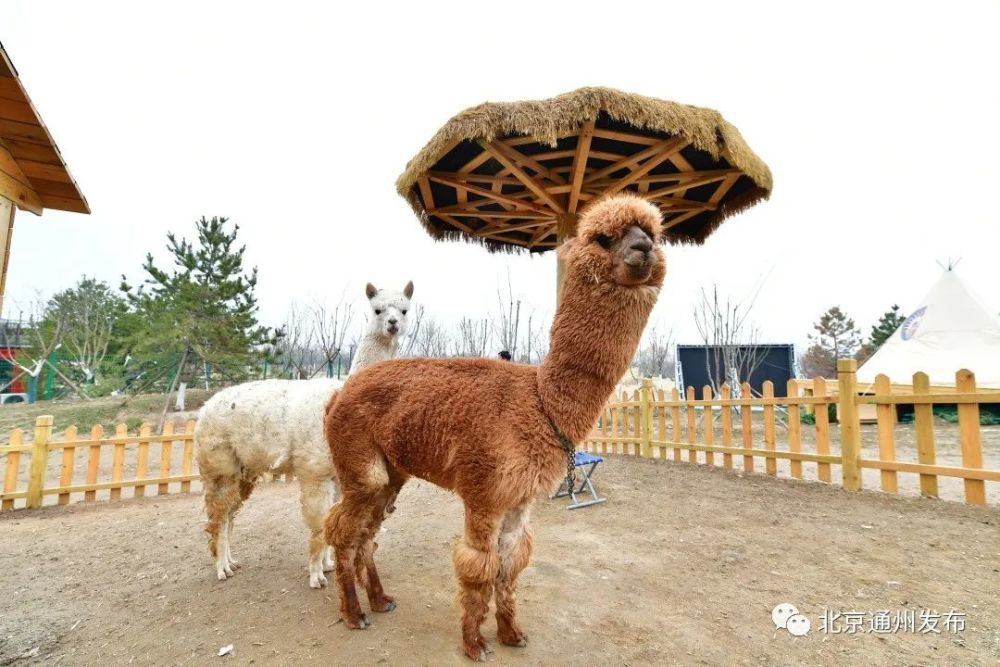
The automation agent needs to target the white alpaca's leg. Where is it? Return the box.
[216,517,235,580]
[225,514,240,569]
[299,477,335,588]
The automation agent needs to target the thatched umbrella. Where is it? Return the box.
[397,87,772,297]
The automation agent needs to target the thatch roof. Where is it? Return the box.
[0,41,90,215]
[396,87,771,253]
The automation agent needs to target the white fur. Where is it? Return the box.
[196,283,412,588]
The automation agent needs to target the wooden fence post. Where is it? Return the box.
[27,415,53,509]
[955,369,986,505]
[837,359,862,492]
[639,379,652,458]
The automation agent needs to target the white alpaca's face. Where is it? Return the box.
[366,281,413,339]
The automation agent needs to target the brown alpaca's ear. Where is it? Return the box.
[365,283,378,299]
[403,281,414,299]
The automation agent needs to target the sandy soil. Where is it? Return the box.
[1,457,997,667]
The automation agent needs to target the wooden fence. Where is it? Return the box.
[3,358,999,511]
[583,359,1000,506]
[1,416,197,510]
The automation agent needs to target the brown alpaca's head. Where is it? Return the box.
[562,194,666,289]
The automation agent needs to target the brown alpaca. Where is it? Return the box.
[323,194,666,661]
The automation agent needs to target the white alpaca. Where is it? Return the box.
[195,281,414,588]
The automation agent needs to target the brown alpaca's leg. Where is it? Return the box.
[495,503,534,647]
[324,490,372,628]
[354,472,406,612]
[454,507,502,662]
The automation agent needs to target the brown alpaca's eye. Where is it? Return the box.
[595,234,613,249]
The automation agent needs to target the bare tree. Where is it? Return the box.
[493,273,521,359]
[400,304,426,357]
[454,317,491,357]
[517,309,549,363]
[312,297,354,377]
[276,302,318,379]
[413,317,452,357]
[635,326,674,378]
[46,278,121,383]
[692,284,767,398]
[12,296,90,400]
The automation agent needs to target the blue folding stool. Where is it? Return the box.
[552,451,607,509]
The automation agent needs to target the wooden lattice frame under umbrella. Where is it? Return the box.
[397,87,772,294]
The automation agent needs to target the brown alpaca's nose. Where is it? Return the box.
[630,237,653,254]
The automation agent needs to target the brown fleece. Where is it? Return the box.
[323,194,666,661]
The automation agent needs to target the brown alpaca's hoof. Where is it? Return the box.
[371,595,397,612]
[343,612,371,629]
[498,630,528,647]
[463,637,492,662]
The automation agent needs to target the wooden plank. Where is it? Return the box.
[707,172,740,205]
[686,386,697,464]
[837,359,863,492]
[955,369,986,505]
[2,428,22,510]
[85,425,102,502]
[417,176,435,211]
[858,459,1000,482]
[0,97,36,124]
[874,374,898,494]
[660,209,704,233]
[478,140,565,214]
[0,165,43,214]
[720,384,733,469]
[651,395,834,408]
[489,139,566,185]
[912,372,938,498]
[856,393,1000,405]
[427,175,550,214]
[657,443,841,464]
[159,422,173,495]
[583,138,685,184]
[181,421,195,493]
[427,207,553,220]
[0,118,48,145]
[0,77,25,101]
[632,389,642,456]
[787,379,802,479]
[763,382,776,475]
[0,196,14,308]
[135,423,151,498]
[568,120,595,213]
[26,416,53,509]
[3,138,61,164]
[590,139,689,205]
[110,424,126,501]
[741,382,754,473]
[814,378,831,482]
[57,425,77,505]
[671,388,681,461]
[656,389,666,459]
[43,474,200,495]
[702,385,715,466]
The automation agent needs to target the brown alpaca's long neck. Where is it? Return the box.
[537,272,659,443]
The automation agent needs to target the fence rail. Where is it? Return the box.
[583,359,1000,506]
[1,416,197,510]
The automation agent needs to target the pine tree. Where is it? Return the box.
[121,216,278,388]
[858,304,906,361]
[801,306,861,377]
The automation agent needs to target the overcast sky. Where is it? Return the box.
[4,1,999,351]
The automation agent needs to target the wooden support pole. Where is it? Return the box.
[639,379,653,458]
[27,415,53,509]
[0,196,15,316]
[837,359,862,492]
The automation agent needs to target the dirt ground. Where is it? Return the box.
[1,457,997,667]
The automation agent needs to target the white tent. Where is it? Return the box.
[858,270,1000,388]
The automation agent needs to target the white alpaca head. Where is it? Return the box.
[364,281,414,339]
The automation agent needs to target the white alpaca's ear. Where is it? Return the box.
[403,281,414,299]
[365,283,378,300]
